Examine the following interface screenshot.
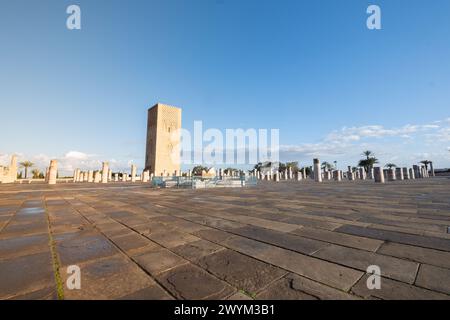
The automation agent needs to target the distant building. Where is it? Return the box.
[145,103,181,176]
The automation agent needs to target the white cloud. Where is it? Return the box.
[280,117,450,167]
[324,123,441,144]
[64,151,90,160]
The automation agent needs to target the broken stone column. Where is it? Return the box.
[131,164,137,182]
[413,165,421,179]
[142,170,150,183]
[409,168,415,180]
[0,155,17,183]
[395,167,404,180]
[402,167,409,180]
[367,168,374,180]
[114,173,118,182]
[72,170,77,182]
[420,166,425,178]
[9,155,17,183]
[74,169,80,182]
[374,167,385,183]
[94,171,101,183]
[101,162,109,183]
[48,160,58,185]
[108,169,112,181]
[88,170,93,183]
[44,167,49,183]
[388,168,396,181]
[122,173,128,182]
[347,166,354,181]
[333,170,342,181]
[296,171,302,181]
[275,171,280,182]
[313,159,322,183]
[359,168,366,180]
[430,162,435,177]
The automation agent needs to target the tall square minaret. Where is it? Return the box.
[145,103,182,176]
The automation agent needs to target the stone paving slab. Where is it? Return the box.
[292,226,383,252]
[156,263,235,299]
[222,235,363,291]
[335,224,450,251]
[197,249,287,294]
[351,274,449,300]
[256,273,359,300]
[377,242,450,269]
[0,251,55,299]
[62,255,157,300]
[415,264,450,295]
[313,244,419,283]
[1,178,450,299]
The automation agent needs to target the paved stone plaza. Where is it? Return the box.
[1,178,450,300]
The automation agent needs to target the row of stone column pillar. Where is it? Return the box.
[368,166,430,183]
[71,163,155,184]
[251,158,435,185]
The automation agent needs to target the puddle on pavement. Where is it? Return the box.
[17,207,45,216]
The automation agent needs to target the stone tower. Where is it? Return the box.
[145,103,181,176]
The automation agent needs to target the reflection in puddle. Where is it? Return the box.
[17,207,45,215]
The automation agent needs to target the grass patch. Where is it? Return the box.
[44,201,65,300]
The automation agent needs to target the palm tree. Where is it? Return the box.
[253,162,263,172]
[362,150,374,160]
[224,167,239,175]
[321,161,333,171]
[299,166,311,176]
[359,151,378,172]
[192,165,208,176]
[286,161,299,173]
[385,163,397,169]
[19,161,34,179]
[420,160,431,171]
[31,169,40,179]
[358,159,369,171]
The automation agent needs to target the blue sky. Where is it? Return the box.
[1,0,450,174]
